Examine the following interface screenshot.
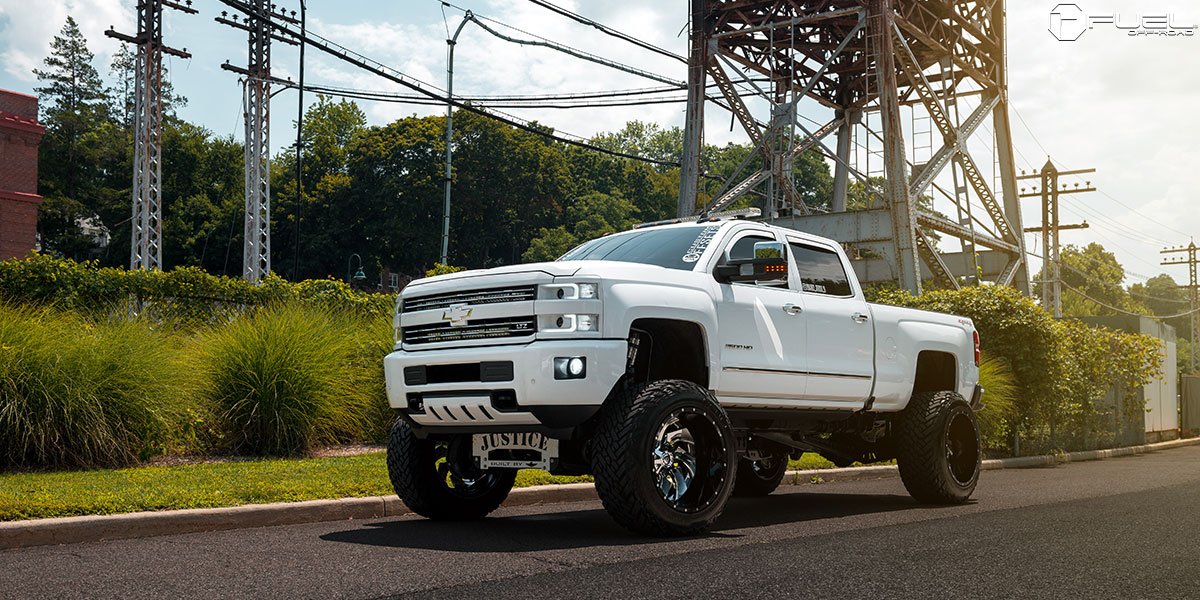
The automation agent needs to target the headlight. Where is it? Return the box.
[545,314,599,333]
[393,297,404,344]
[577,314,598,331]
[545,282,600,300]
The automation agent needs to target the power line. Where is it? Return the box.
[1096,189,1193,239]
[1010,104,1050,159]
[461,10,684,87]
[301,84,693,109]
[219,0,681,167]
[1058,201,1175,247]
[1060,280,1200,319]
[520,0,687,64]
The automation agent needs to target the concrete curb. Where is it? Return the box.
[783,436,1200,484]
[3,437,1197,551]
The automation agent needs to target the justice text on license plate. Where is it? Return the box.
[472,432,558,470]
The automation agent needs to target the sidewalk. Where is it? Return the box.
[3,436,1197,550]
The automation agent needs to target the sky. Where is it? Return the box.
[1,0,1197,290]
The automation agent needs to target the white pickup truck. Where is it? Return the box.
[383,218,983,535]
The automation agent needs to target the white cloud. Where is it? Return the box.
[0,0,129,82]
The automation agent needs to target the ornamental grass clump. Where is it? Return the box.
[975,352,1018,453]
[196,303,381,455]
[0,303,188,468]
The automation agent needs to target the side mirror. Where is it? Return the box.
[715,241,788,284]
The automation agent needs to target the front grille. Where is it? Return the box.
[402,285,537,313]
[402,317,536,345]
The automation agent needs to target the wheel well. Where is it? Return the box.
[912,350,957,395]
[626,319,709,388]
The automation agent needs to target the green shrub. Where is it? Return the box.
[0,253,394,323]
[976,352,1017,453]
[425,263,464,278]
[872,285,1162,453]
[0,303,190,468]
[354,314,398,443]
[195,303,384,455]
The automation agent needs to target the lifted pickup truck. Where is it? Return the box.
[383,218,983,535]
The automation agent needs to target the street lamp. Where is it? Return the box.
[441,10,473,268]
[346,254,366,288]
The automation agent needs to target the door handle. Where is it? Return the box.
[851,312,869,323]
[782,303,803,315]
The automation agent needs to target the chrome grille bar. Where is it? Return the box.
[402,285,537,313]
[402,317,537,345]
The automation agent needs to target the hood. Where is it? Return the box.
[403,262,582,292]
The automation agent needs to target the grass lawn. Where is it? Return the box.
[0,452,591,521]
[1,451,853,522]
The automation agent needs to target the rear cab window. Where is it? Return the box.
[788,241,854,297]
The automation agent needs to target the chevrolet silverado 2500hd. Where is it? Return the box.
[383,218,983,535]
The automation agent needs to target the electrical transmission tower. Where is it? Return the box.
[216,1,298,282]
[1017,159,1094,318]
[106,0,197,271]
[678,0,1030,295]
[1162,242,1200,373]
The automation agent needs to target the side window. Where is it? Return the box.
[716,234,785,288]
[723,234,774,263]
[789,242,853,296]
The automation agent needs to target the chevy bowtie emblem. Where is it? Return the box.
[442,303,472,327]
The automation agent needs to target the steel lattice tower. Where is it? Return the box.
[217,1,298,281]
[242,1,272,283]
[679,0,1030,295]
[106,1,196,272]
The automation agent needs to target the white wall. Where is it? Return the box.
[1145,340,1178,434]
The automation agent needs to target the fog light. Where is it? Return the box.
[554,356,587,379]
[568,357,585,376]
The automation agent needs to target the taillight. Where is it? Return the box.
[973,330,980,366]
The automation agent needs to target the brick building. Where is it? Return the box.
[0,90,46,260]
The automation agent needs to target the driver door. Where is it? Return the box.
[713,230,808,405]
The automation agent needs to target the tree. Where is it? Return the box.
[1056,243,1147,317]
[33,16,113,258]
[590,120,684,172]
[566,192,636,240]
[522,226,578,263]
[108,44,187,126]
[271,97,368,279]
[1129,273,1194,375]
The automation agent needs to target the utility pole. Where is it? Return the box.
[441,12,472,268]
[293,0,306,281]
[677,0,707,218]
[1162,241,1199,373]
[106,0,197,272]
[1018,159,1093,318]
[216,1,298,282]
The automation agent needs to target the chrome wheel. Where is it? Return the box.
[647,406,729,513]
[652,415,697,504]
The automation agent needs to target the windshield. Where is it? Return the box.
[557,224,723,270]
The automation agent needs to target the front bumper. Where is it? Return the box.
[384,339,627,431]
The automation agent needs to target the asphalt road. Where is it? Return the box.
[4,446,1200,599]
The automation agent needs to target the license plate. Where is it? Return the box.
[472,432,558,470]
